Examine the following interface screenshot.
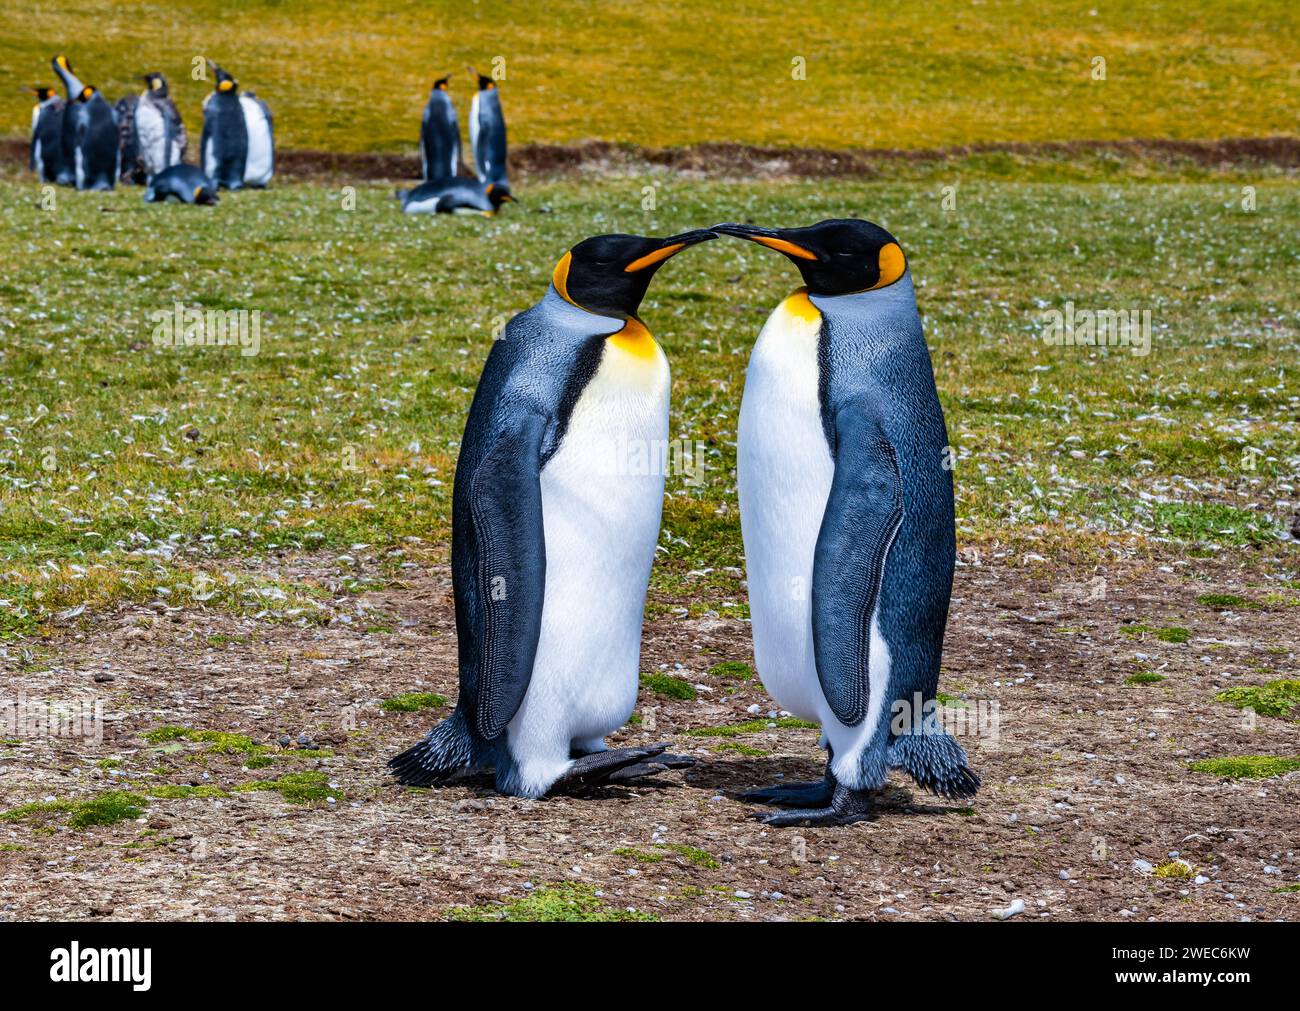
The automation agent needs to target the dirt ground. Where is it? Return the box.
[1,552,1297,922]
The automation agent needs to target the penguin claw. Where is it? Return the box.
[750,783,875,827]
[552,744,669,792]
[738,780,834,807]
[604,753,696,784]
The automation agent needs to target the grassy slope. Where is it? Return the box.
[2,0,1297,153]
[0,173,1296,634]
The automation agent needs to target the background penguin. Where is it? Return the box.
[51,56,119,190]
[201,61,274,189]
[389,228,716,798]
[467,67,510,197]
[114,92,143,184]
[27,86,65,183]
[144,164,218,205]
[713,218,979,826]
[133,73,187,177]
[420,75,460,182]
[396,178,514,216]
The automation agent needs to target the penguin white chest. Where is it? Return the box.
[505,330,669,792]
[737,291,834,721]
[239,96,273,186]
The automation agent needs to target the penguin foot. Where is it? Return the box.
[739,779,834,807]
[752,783,875,827]
[604,753,696,784]
[553,744,670,792]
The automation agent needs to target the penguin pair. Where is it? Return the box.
[399,68,513,216]
[27,86,65,183]
[49,56,119,190]
[392,219,979,825]
[201,61,274,190]
[118,72,187,184]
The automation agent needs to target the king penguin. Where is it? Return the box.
[144,164,219,205]
[201,61,274,190]
[51,56,119,190]
[467,67,510,198]
[389,228,717,798]
[133,73,187,178]
[28,86,65,183]
[713,219,979,826]
[396,178,514,216]
[420,75,460,182]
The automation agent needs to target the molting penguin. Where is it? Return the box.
[467,67,509,198]
[51,56,119,190]
[389,228,717,798]
[201,61,274,189]
[144,164,218,205]
[134,73,187,177]
[714,218,978,826]
[28,86,65,183]
[397,178,514,216]
[420,75,460,182]
[114,92,143,184]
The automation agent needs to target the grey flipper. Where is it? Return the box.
[420,88,460,182]
[811,393,903,727]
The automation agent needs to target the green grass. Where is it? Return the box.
[2,1,1295,154]
[0,175,1296,633]
[232,771,338,803]
[1215,679,1300,719]
[707,661,754,681]
[449,882,656,922]
[0,790,146,829]
[1125,672,1165,686]
[1197,593,1262,609]
[1188,756,1300,779]
[380,692,449,712]
[640,672,697,701]
[687,717,819,737]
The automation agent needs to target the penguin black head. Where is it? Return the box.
[553,230,716,320]
[30,86,57,102]
[207,61,238,93]
[712,218,907,297]
[468,66,496,90]
[143,72,169,96]
[194,184,219,206]
[484,183,516,211]
[432,76,451,92]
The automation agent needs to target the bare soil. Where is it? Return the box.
[1,553,1297,922]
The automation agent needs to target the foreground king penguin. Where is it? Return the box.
[201,61,274,190]
[51,56,118,190]
[390,229,716,797]
[714,219,979,826]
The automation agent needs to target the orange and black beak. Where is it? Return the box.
[622,228,717,273]
[711,222,818,261]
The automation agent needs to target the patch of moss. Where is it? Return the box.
[710,741,767,756]
[143,726,262,755]
[639,672,697,701]
[613,846,664,864]
[1121,623,1155,637]
[936,691,968,707]
[232,771,338,804]
[1188,755,1300,779]
[1153,860,1195,879]
[1156,626,1191,643]
[1126,672,1166,686]
[1215,679,1300,719]
[147,785,229,800]
[1197,593,1260,609]
[0,790,147,829]
[1271,883,1300,894]
[706,661,754,682]
[380,692,448,712]
[0,843,27,851]
[449,883,656,922]
[686,717,818,738]
[659,843,719,869]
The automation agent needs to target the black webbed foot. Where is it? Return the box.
[753,782,875,827]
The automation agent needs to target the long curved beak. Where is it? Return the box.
[623,228,717,273]
[712,221,818,261]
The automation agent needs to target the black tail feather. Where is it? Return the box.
[888,725,980,800]
[388,708,476,787]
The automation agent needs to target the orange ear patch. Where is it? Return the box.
[870,242,906,289]
[552,251,576,305]
[623,243,684,273]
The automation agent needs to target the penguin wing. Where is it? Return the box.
[462,410,548,739]
[811,395,904,727]
[164,96,187,157]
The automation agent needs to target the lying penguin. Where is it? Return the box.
[389,228,718,797]
[396,178,514,216]
[201,60,273,190]
[28,86,65,183]
[144,164,218,205]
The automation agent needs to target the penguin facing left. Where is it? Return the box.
[420,75,460,182]
[389,228,717,798]
[201,61,274,190]
[467,67,509,198]
[28,86,65,183]
[144,164,219,205]
[51,56,119,190]
[713,218,979,826]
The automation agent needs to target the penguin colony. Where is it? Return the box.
[25,58,977,827]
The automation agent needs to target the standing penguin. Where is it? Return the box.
[714,219,978,826]
[201,61,274,189]
[51,56,119,190]
[389,229,716,798]
[134,73,187,177]
[114,92,143,184]
[467,67,509,197]
[396,178,514,216]
[420,75,460,182]
[28,86,65,183]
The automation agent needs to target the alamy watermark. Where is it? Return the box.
[891,692,1000,743]
[1041,301,1151,357]
[2,693,104,744]
[595,436,707,487]
[149,302,263,357]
